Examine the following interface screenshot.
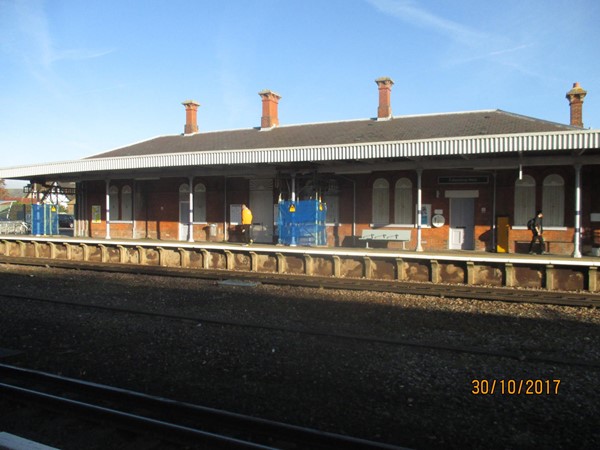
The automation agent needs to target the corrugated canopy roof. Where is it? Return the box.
[1,109,598,181]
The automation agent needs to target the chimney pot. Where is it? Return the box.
[259,90,281,129]
[375,77,394,120]
[566,82,587,128]
[182,100,200,135]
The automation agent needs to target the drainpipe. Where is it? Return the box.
[416,169,423,251]
[188,176,194,242]
[105,179,111,239]
[338,175,357,246]
[573,164,582,258]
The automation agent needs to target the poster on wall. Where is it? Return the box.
[230,204,242,225]
[92,205,101,223]
[416,204,431,226]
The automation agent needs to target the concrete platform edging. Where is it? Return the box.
[0,237,598,292]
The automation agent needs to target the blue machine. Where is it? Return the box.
[31,204,59,235]
[277,200,327,246]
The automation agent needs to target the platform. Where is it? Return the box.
[0,235,598,292]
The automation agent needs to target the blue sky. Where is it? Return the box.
[1,0,599,182]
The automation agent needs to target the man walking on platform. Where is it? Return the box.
[528,211,545,254]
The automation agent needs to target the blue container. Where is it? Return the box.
[32,204,59,235]
[277,200,326,246]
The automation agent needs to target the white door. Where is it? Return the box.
[249,179,273,243]
[449,198,474,250]
[179,201,190,241]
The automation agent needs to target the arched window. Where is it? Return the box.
[394,178,412,224]
[372,178,389,225]
[543,174,564,227]
[121,185,132,221]
[179,183,189,202]
[109,185,119,220]
[194,183,207,222]
[514,175,535,226]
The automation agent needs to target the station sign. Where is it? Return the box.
[438,176,489,185]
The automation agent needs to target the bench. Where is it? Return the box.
[359,229,412,249]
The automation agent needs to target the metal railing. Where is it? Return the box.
[0,221,30,235]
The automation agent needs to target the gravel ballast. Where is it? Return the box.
[0,264,598,449]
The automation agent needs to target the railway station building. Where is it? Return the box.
[1,79,599,257]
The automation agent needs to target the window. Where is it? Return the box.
[194,183,207,222]
[324,194,339,224]
[121,185,132,221]
[543,174,564,227]
[514,175,535,226]
[179,183,189,201]
[394,178,413,224]
[109,186,119,220]
[372,178,389,225]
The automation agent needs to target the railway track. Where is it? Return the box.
[2,291,599,369]
[0,363,408,450]
[1,255,599,308]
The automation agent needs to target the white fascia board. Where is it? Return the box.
[0,129,598,180]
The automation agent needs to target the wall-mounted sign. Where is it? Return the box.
[438,176,489,185]
[416,204,431,226]
[432,214,445,228]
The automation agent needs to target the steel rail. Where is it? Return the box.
[2,292,599,369]
[0,364,408,450]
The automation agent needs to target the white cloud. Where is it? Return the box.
[6,0,114,70]
[366,0,487,44]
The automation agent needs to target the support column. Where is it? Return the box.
[573,164,582,258]
[363,256,373,279]
[332,255,341,277]
[105,180,111,239]
[64,243,72,260]
[136,245,146,265]
[290,174,297,247]
[223,177,228,242]
[99,244,108,263]
[177,248,189,268]
[249,251,258,272]
[188,176,194,242]
[430,260,440,283]
[201,249,210,269]
[505,263,515,287]
[545,265,555,290]
[16,241,26,258]
[466,261,476,285]
[117,245,128,264]
[81,243,90,261]
[276,253,286,274]
[588,266,598,292]
[304,254,313,276]
[224,250,234,270]
[395,257,405,281]
[416,169,423,251]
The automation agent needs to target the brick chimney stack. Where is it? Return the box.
[566,82,587,128]
[182,100,200,135]
[259,90,281,129]
[375,77,394,120]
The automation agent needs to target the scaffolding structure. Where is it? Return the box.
[277,200,326,246]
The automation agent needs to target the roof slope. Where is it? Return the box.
[91,110,576,159]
